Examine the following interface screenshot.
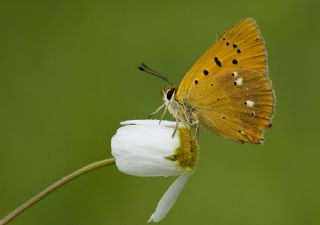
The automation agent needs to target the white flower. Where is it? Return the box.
[111,120,199,222]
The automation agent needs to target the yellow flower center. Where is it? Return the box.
[166,127,199,171]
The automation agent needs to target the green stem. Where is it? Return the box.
[0,158,116,225]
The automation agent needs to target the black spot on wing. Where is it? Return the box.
[214,57,222,67]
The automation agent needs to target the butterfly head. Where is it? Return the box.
[163,86,177,102]
[162,86,181,118]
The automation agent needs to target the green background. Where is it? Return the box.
[1,0,319,225]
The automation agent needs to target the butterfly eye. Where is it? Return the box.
[166,88,176,100]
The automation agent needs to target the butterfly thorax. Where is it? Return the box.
[163,88,198,126]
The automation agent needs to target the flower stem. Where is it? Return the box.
[0,157,116,225]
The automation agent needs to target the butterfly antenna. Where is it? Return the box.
[138,63,173,86]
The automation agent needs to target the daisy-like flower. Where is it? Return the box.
[111,120,199,222]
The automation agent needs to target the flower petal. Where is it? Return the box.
[148,173,191,222]
[111,123,182,177]
[120,120,178,128]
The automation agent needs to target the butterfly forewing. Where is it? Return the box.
[176,18,267,100]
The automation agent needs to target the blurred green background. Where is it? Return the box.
[1,0,319,225]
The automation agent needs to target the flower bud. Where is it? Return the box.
[111,120,198,177]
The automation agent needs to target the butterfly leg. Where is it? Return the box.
[188,120,200,141]
[147,104,165,119]
[171,117,180,138]
[171,119,199,140]
[159,103,169,125]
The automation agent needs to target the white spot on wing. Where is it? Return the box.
[232,72,239,77]
[235,77,243,85]
[245,100,255,107]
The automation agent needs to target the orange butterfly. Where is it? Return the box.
[141,18,275,144]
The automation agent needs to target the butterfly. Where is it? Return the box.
[141,18,275,144]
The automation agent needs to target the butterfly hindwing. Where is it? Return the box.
[188,69,274,143]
